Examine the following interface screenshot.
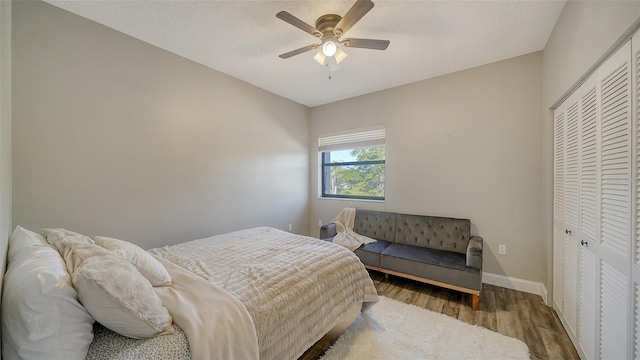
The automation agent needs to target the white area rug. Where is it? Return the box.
[320,296,530,360]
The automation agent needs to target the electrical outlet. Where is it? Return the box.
[498,245,507,255]
[288,224,292,231]
[318,219,323,226]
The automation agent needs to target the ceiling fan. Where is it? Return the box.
[276,0,390,71]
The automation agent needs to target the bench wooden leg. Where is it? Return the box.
[366,265,481,311]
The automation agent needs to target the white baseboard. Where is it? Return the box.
[482,272,549,304]
[540,284,549,306]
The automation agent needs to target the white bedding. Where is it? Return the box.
[153,256,259,360]
[149,227,379,360]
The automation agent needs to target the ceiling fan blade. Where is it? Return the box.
[334,0,374,36]
[279,44,319,59]
[276,11,321,37]
[342,38,389,50]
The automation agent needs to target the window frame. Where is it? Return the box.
[320,147,386,201]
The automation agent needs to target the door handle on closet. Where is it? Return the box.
[581,240,588,246]
[565,229,572,235]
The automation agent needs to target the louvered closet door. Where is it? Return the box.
[563,94,581,339]
[598,41,632,360]
[554,108,566,311]
[553,92,581,340]
[553,39,634,360]
[631,29,640,360]
[578,74,599,360]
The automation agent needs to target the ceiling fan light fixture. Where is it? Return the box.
[326,56,340,72]
[334,47,348,64]
[313,50,327,65]
[322,40,337,57]
[314,44,347,69]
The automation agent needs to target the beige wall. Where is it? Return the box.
[542,1,640,299]
[309,52,544,282]
[0,0,11,350]
[12,1,309,249]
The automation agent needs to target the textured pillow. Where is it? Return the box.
[1,226,94,360]
[94,236,172,287]
[42,228,99,276]
[42,228,94,246]
[51,238,174,339]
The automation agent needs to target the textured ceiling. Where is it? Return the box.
[44,0,566,107]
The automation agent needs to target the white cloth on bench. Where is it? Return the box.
[332,208,377,251]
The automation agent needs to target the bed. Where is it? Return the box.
[2,226,378,360]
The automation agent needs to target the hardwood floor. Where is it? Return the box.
[302,271,579,360]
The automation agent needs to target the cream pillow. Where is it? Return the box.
[42,228,94,246]
[2,226,94,360]
[94,236,171,287]
[43,228,101,278]
[50,239,174,339]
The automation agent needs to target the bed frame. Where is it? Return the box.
[299,302,361,359]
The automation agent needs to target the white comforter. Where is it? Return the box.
[153,257,259,360]
[150,227,378,360]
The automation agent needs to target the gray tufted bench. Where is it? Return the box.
[320,209,483,310]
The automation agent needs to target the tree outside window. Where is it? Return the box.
[322,145,385,200]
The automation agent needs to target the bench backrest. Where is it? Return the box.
[353,210,397,242]
[395,213,471,254]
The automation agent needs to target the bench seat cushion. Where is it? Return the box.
[354,240,392,267]
[380,244,481,291]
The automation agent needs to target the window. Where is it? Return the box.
[319,126,385,200]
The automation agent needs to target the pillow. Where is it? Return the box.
[42,228,94,246]
[51,238,174,339]
[7,226,47,263]
[94,236,172,287]
[1,226,94,360]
